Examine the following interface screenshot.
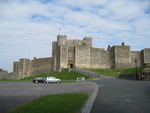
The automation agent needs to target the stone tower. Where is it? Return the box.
[52,35,92,70]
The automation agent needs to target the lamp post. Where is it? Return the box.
[135,59,138,80]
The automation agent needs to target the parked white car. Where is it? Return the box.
[43,77,61,83]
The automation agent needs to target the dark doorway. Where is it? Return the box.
[69,64,73,68]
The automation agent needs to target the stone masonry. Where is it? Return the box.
[13,35,150,79]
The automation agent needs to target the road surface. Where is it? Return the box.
[90,75,150,113]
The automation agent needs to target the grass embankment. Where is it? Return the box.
[23,71,95,81]
[9,94,89,113]
[87,67,145,78]
[87,69,123,78]
[120,67,144,74]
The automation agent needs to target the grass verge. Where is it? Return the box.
[9,94,89,113]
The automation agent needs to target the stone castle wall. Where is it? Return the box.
[75,46,91,68]
[59,45,68,69]
[131,51,142,67]
[29,57,56,76]
[112,45,131,68]
[13,57,56,79]
[13,35,150,79]
[90,48,111,68]
[68,47,75,62]
[99,50,111,68]
[143,49,150,65]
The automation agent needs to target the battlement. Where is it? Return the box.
[57,35,67,46]
[0,69,8,74]
[32,57,51,60]
[82,37,92,46]
[111,42,129,47]
[67,39,82,46]
[56,35,92,47]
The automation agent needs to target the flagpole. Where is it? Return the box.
[59,28,61,35]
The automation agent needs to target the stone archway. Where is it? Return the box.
[68,62,74,69]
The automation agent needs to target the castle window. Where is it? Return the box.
[69,53,72,57]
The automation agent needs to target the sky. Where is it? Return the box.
[0,0,150,72]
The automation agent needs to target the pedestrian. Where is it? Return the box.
[141,74,144,80]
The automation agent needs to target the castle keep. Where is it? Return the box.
[13,35,150,78]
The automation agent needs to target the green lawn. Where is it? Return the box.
[86,69,123,78]
[23,71,95,81]
[9,94,89,113]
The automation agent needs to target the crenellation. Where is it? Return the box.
[82,37,92,47]
[0,69,10,80]
[57,35,67,46]
[67,39,74,46]
[73,39,82,46]
[107,45,111,51]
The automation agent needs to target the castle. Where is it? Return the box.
[13,35,150,79]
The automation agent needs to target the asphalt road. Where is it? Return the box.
[90,75,150,113]
[0,81,96,113]
[1,76,150,113]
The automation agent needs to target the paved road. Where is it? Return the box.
[0,81,96,113]
[90,75,150,113]
[1,75,150,113]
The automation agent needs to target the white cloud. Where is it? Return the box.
[0,0,150,72]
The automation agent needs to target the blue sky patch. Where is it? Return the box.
[40,0,54,3]
[72,7,82,12]
[144,8,150,14]
[31,14,50,22]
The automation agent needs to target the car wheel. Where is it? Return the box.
[35,80,38,83]
[46,81,49,84]
[57,81,60,83]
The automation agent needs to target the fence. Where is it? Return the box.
[77,77,85,82]
[119,74,136,80]
[119,73,150,81]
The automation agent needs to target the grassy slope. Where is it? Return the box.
[23,71,95,80]
[9,94,89,113]
[120,67,144,74]
[87,69,123,78]
[97,72,120,77]
[87,67,145,77]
